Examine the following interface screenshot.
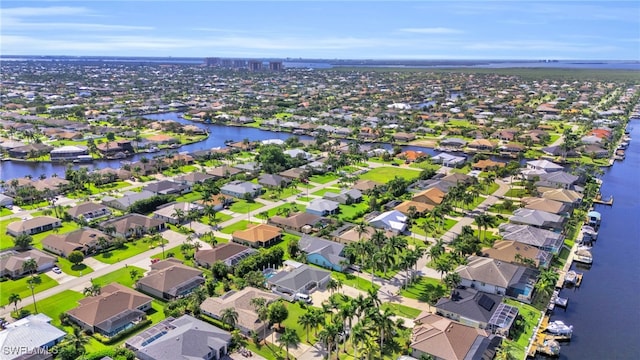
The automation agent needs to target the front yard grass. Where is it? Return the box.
[262,203,306,218]
[309,173,339,184]
[228,199,264,214]
[0,274,59,307]
[261,186,301,201]
[330,271,380,293]
[380,303,422,319]
[91,266,146,288]
[56,257,94,276]
[66,181,131,198]
[311,187,340,197]
[95,238,163,264]
[358,166,421,183]
[479,182,500,195]
[399,276,447,303]
[220,220,259,234]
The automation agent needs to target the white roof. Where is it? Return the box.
[50,145,87,153]
[0,314,66,359]
[368,210,407,232]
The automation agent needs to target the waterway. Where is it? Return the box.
[547,120,640,359]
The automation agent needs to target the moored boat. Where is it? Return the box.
[574,249,593,264]
[546,320,574,336]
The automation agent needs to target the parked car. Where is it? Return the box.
[294,293,312,304]
[52,267,62,274]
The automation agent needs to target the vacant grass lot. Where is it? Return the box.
[380,303,422,319]
[309,173,339,184]
[220,220,260,234]
[311,187,340,197]
[261,186,301,201]
[359,166,421,183]
[0,274,58,307]
[337,201,370,222]
[399,276,447,303]
[91,266,146,288]
[95,239,163,264]
[329,271,380,293]
[263,203,306,218]
[66,181,131,198]
[228,199,264,214]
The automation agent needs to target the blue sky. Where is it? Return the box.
[1,1,639,59]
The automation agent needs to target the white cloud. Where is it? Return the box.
[1,19,153,32]
[398,27,462,34]
[1,6,90,17]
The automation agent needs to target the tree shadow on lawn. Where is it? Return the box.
[71,264,88,271]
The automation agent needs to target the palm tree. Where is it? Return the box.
[23,259,39,313]
[355,222,368,241]
[318,323,340,360]
[374,307,396,349]
[250,297,269,341]
[279,327,300,359]
[172,208,185,225]
[535,268,560,296]
[299,310,315,343]
[326,278,339,295]
[351,318,374,360]
[429,239,445,259]
[434,256,453,280]
[220,307,238,330]
[378,245,396,277]
[83,283,101,297]
[8,293,21,314]
[338,300,355,353]
[65,326,89,354]
[22,258,37,277]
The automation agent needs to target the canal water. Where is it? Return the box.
[548,120,640,359]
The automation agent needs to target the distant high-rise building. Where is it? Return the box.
[233,59,247,68]
[221,59,233,68]
[204,57,220,66]
[269,61,283,71]
[248,61,263,72]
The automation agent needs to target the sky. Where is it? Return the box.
[1,1,639,60]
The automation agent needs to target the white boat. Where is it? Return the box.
[564,270,578,284]
[546,320,573,336]
[574,249,593,264]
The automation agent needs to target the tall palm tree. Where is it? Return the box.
[65,326,89,354]
[378,245,396,277]
[8,293,21,314]
[429,239,445,259]
[83,283,102,297]
[220,307,238,330]
[299,310,315,343]
[351,317,374,360]
[355,222,369,241]
[326,278,339,295]
[22,258,37,277]
[373,307,396,349]
[279,327,300,359]
[338,300,356,353]
[318,323,340,360]
[23,259,39,313]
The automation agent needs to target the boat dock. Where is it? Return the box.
[593,193,614,206]
[556,270,583,288]
[527,316,565,358]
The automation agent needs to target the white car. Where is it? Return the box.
[52,267,62,274]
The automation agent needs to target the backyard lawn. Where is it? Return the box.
[228,199,264,214]
[399,276,447,303]
[358,166,421,183]
[330,271,380,293]
[309,173,339,184]
[175,191,204,203]
[380,302,422,319]
[504,299,542,360]
[337,201,370,222]
[0,274,59,307]
[91,266,146,288]
[95,238,164,264]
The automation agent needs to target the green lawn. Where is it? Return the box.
[296,196,313,202]
[151,245,195,263]
[311,187,340,197]
[330,271,380,293]
[66,181,131,198]
[20,290,83,326]
[91,266,146,288]
[175,191,203,202]
[359,166,421,183]
[17,200,49,210]
[504,188,529,198]
[31,221,82,248]
[220,220,260,234]
[261,186,301,201]
[412,218,457,237]
[479,182,500,195]
[504,299,542,360]
[309,173,339,184]
[0,274,59,307]
[56,257,94,276]
[399,276,447,303]
[487,203,517,215]
[0,208,13,217]
[228,199,264,214]
[198,212,233,225]
[281,300,321,344]
[262,203,306,218]
[95,238,164,264]
[337,201,370,222]
[380,303,422,319]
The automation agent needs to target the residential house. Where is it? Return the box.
[412,187,446,206]
[440,138,468,148]
[232,224,282,248]
[353,179,383,193]
[152,202,204,225]
[526,159,563,173]
[499,143,525,153]
[126,315,231,360]
[299,235,348,271]
[367,210,407,233]
[200,287,279,336]
[30,177,70,194]
[0,249,56,278]
[42,228,111,257]
[431,152,466,167]
[323,189,362,205]
[195,194,234,211]
[67,283,152,337]
[472,159,505,171]
[258,174,291,188]
[267,262,331,296]
[143,180,191,195]
[0,193,13,208]
[268,212,324,233]
[208,165,242,179]
[174,172,215,186]
[279,167,307,180]
[96,140,134,156]
[147,134,178,145]
[136,258,205,300]
[0,314,66,359]
[467,139,497,151]
[580,144,609,158]
[435,289,519,336]
[520,197,570,215]
[398,150,427,163]
[454,256,539,303]
[410,312,500,360]
[441,173,475,186]
[284,149,313,161]
[220,180,262,199]
[509,208,565,231]
[536,171,579,190]
[8,143,53,159]
[498,224,564,254]
[393,132,416,142]
[306,198,340,216]
[102,190,156,211]
[6,217,61,237]
[67,202,111,222]
[483,240,552,269]
[194,243,257,268]
[100,214,166,239]
[394,200,434,217]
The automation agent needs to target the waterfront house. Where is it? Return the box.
[267,262,331,296]
[6,216,61,237]
[136,258,205,300]
[541,188,583,206]
[467,138,497,151]
[0,314,66,357]
[498,223,564,254]
[31,177,70,194]
[431,152,466,167]
[67,202,111,222]
[536,171,579,190]
[435,289,519,336]
[200,287,279,337]
[126,315,230,360]
[0,249,56,278]
[440,138,468,148]
[152,202,204,225]
[526,159,563,173]
[454,256,539,303]
[482,240,552,269]
[306,198,340,216]
[410,312,500,360]
[100,214,166,239]
[42,228,111,257]
[102,190,156,211]
[472,159,505,171]
[367,210,408,233]
[67,283,152,338]
[231,224,282,248]
[220,180,262,199]
[509,208,565,231]
[208,165,242,179]
[8,143,53,159]
[298,234,348,271]
[521,197,570,215]
[194,243,256,268]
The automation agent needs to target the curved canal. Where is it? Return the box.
[549,120,640,359]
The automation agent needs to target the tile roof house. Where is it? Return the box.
[42,228,111,257]
[467,138,497,150]
[353,179,383,192]
[194,243,257,268]
[306,198,340,216]
[126,315,231,360]
[482,240,552,269]
[174,172,215,185]
[67,283,152,337]
[208,165,242,179]
[142,180,191,195]
[267,262,331,297]
[232,224,282,248]
[412,187,446,206]
[299,235,348,271]
[200,287,279,336]
[100,214,166,239]
[394,200,434,216]
[279,167,308,180]
[526,159,563,172]
[152,202,204,225]
[498,223,564,254]
[0,314,66,359]
[136,259,205,300]
[0,249,56,278]
[367,210,407,233]
[521,197,570,215]
[435,289,519,336]
[102,190,156,211]
[455,256,539,303]
[258,173,291,188]
[323,189,363,205]
[472,159,505,171]
[509,208,565,231]
[410,312,500,360]
[439,138,468,148]
[536,171,579,190]
[220,180,262,199]
[268,212,324,233]
[66,202,111,222]
[6,216,61,237]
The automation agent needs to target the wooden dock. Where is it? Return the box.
[593,193,614,206]
[527,315,567,357]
